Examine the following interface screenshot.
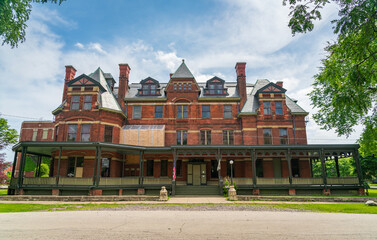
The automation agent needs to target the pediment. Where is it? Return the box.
[68,74,106,91]
[257,82,286,94]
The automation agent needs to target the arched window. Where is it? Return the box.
[204,77,228,96]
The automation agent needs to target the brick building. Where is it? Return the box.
[9,60,363,196]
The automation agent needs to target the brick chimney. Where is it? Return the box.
[62,65,77,101]
[118,64,131,106]
[235,62,247,109]
[276,81,283,88]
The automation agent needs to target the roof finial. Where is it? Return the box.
[182,59,185,63]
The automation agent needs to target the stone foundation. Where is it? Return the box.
[252,189,260,195]
[323,189,331,196]
[137,188,145,195]
[89,189,102,196]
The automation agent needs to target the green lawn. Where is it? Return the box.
[366,188,377,197]
[248,203,377,214]
[0,202,376,214]
[0,189,7,196]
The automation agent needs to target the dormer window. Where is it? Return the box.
[204,77,228,96]
[137,77,161,96]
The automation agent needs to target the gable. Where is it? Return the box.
[257,82,286,94]
[68,74,106,92]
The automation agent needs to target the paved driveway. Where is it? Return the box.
[1,210,376,239]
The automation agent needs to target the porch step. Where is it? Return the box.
[175,185,220,195]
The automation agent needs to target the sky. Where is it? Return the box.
[0,0,363,162]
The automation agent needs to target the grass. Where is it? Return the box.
[369,183,377,187]
[248,203,377,214]
[0,202,377,214]
[0,189,7,196]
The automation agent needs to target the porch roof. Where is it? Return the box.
[12,141,359,156]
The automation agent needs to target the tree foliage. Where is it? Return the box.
[284,0,377,156]
[0,0,65,48]
[0,117,18,183]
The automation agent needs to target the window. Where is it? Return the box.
[263,128,272,145]
[177,105,188,119]
[83,95,92,110]
[155,105,163,118]
[141,84,158,95]
[279,128,288,144]
[55,126,59,141]
[71,95,80,110]
[224,105,232,118]
[81,124,90,142]
[133,105,141,119]
[256,159,263,177]
[161,160,168,177]
[104,125,113,143]
[275,101,283,115]
[101,158,110,177]
[202,105,210,118]
[211,160,218,178]
[200,130,211,145]
[183,84,187,91]
[32,130,37,141]
[67,157,84,177]
[178,84,182,91]
[223,130,234,145]
[177,130,187,145]
[42,129,48,139]
[67,124,77,142]
[174,83,177,91]
[208,83,224,95]
[147,160,154,176]
[263,102,271,115]
[176,160,182,176]
[188,83,192,90]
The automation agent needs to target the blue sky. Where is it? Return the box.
[0,0,363,162]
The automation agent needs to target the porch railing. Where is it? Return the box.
[327,177,359,185]
[143,177,172,185]
[256,177,290,185]
[59,177,93,185]
[99,177,139,186]
[23,177,56,185]
[292,178,323,185]
[233,178,253,185]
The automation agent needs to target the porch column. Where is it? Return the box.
[122,153,125,178]
[320,149,328,188]
[286,149,293,186]
[251,149,257,188]
[36,155,42,177]
[138,150,144,187]
[353,149,363,186]
[56,147,62,186]
[172,149,177,196]
[95,146,102,187]
[310,158,313,177]
[92,146,98,186]
[17,146,27,189]
[11,151,18,179]
[334,155,340,178]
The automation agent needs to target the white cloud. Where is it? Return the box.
[88,43,107,54]
[75,42,84,49]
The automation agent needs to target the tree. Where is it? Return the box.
[0,117,18,183]
[283,0,377,156]
[0,0,65,48]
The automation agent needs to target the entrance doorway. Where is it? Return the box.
[187,163,206,185]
